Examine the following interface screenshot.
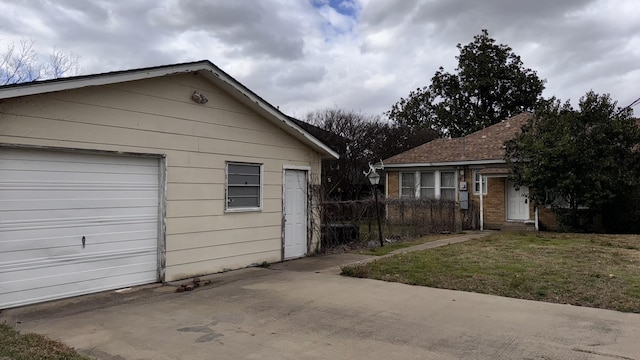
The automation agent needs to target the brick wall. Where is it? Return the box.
[387,171,399,199]
[464,169,505,229]
[484,177,506,229]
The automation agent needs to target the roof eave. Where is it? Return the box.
[384,159,506,168]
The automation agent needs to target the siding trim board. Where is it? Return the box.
[158,155,168,283]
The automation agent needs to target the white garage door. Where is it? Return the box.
[0,149,160,309]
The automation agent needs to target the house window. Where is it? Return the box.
[400,172,415,199]
[473,170,487,195]
[420,172,435,198]
[440,171,456,201]
[398,170,457,200]
[226,162,262,211]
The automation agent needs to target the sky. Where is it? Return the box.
[1,0,639,119]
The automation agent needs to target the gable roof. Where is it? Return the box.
[287,117,348,155]
[0,60,339,159]
[384,112,532,167]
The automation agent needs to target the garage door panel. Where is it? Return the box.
[0,188,158,200]
[0,155,158,174]
[0,149,160,309]
[0,169,159,183]
[0,268,157,309]
[0,216,157,240]
[0,229,156,250]
[0,234,158,262]
[0,206,158,222]
[1,252,157,288]
[0,158,157,173]
[0,198,159,211]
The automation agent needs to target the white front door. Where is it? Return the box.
[283,169,308,259]
[0,149,160,309]
[507,180,529,220]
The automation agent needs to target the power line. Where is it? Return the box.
[626,96,640,109]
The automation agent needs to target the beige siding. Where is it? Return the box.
[0,73,322,281]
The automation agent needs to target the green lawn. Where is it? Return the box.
[341,232,640,312]
[0,323,90,360]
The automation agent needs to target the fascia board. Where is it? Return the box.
[384,159,506,168]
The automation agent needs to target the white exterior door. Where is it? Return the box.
[507,180,529,221]
[0,149,160,309]
[283,169,308,259]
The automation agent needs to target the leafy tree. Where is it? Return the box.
[1,38,80,85]
[388,29,545,137]
[305,108,437,199]
[505,91,640,231]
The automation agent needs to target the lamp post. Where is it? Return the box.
[367,170,384,247]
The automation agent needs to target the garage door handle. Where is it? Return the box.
[82,236,86,249]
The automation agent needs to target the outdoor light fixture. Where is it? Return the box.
[366,169,384,247]
[191,91,208,104]
[367,170,381,186]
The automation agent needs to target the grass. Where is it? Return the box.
[0,323,90,360]
[357,233,461,256]
[341,232,640,312]
[357,223,420,242]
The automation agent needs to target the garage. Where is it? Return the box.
[0,148,161,309]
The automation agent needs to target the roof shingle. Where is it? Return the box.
[384,113,532,165]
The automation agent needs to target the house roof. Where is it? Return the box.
[0,60,339,159]
[384,112,532,167]
[287,117,348,155]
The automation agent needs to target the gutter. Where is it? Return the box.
[384,159,506,168]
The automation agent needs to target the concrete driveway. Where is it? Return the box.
[2,253,639,360]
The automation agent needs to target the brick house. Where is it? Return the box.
[383,112,557,231]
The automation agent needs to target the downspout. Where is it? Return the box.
[535,206,539,231]
[479,175,484,231]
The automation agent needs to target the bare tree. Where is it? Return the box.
[1,38,81,85]
[305,108,438,200]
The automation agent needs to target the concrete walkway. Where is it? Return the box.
[2,230,639,359]
[271,231,494,274]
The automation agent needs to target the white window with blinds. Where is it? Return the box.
[420,172,435,198]
[400,172,416,199]
[398,170,457,201]
[440,171,456,201]
[226,162,262,211]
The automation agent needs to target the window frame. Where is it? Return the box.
[472,169,487,195]
[439,171,456,201]
[400,172,416,199]
[419,171,435,199]
[398,170,457,201]
[225,162,263,212]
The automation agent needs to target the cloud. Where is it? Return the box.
[0,0,639,117]
[275,64,327,87]
[147,0,308,60]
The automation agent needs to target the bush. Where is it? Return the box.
[602,188,640,234]
[553,208,598,233]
